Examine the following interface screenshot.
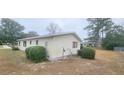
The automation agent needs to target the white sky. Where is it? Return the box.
[13,18,124,40]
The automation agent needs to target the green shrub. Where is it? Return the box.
[102,41,116,50]
[79,47,95,59]
[77,50,82,56]
[12,46,19,50]
[25,47,30,59]
[25,46,47,63]
[80,44,83,49]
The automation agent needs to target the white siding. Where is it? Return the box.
[47,34,80,59]
[18,38,51,51]
[18,34,80,60]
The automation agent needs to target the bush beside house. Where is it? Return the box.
[12,46,19,50]
[78,47,95,59]
[25,46,47,63]
[77,49,82,56]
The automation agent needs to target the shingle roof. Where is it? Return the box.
[18,32,82,42]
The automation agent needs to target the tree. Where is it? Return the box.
[102,32,124,50]
[47,23,62,34]
[0,18,24,45]
[0,28,5,45]
[18,32,28,38]
[18,31,39,39]
[26,31,39,37]
[102,25,124,50]
[110,25,124,34]
[84,18,113,47]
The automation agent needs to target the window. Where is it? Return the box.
[36,40,38,45]
[45,42,48,47]
[73,42,78,48]
[30,41,32,45]
[23,41,27,47]
[18,41,20,46]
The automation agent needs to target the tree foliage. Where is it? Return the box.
[84,18,113,47]
[0,18,24,45]
[25,31,39,37]
[18,31,39,39]
[102,25,124,50]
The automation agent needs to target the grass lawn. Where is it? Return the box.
[0,49,124,75]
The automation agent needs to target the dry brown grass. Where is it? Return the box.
[0,45,3,48]
[0,49,124,75]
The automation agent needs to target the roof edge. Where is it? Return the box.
[18,32,82,42]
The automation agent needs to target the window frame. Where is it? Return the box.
[36,40,38,45]
[18,41,20,46]
[73,42,78,48]
[23,41,27,47]
[30,40,32,45]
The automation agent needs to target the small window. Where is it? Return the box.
[23,41,27,47]
[36,40,38,45]
[18,41,20,46]
[73,42,78,48]
[30,41,32,45]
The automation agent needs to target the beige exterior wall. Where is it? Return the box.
[18,38,51,51]
[18,34,81,60]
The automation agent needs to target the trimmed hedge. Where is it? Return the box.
[12,46,19,50]
[25,46,47,63]
[77,50,82,56]
[78,47,95,59]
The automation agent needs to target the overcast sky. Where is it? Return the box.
[13,18,124,40]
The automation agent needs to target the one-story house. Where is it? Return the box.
[17,32,82,60]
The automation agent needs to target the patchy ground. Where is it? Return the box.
[0,45,3,48]
[0,49,124,75]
